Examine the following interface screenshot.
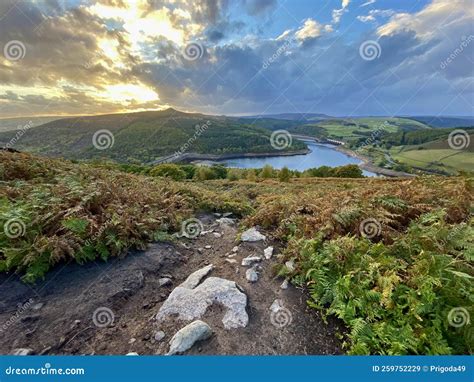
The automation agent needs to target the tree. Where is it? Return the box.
[334,164,363,178]
[227,168,240,181]
[246,169,257,182]
[278,166,291,182]
[194,166,217,181]
[260,164,274,179]
[149,164,186,180]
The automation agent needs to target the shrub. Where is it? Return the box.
[150,164,186,180]
[279,166,291,182]
[299,210,473,355]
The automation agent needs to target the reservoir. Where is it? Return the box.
[222,140,377,176]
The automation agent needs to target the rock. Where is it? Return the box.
[245,268,258,283]
[197,248,203,254]
[200,230,213,236]
[158,277,172,287]
[156,266,248,329]
[179,264,214,289]
[216,217,235,226]
[154,330,166,342]
[212,232,222,238]
[222,212,233,218]
[270,299,284,313]
[213,213,222,217]
[280,279,289,290]
[159,277,172,287]
[128,338,136,344]
[11,348,33,355]
[126,352,139,356]
[264,246,274,259]
[241,227,266,242]
[227,253,237,258]
[225,259,237,264]
[204,245,212,249]
[167,320,212,355]
[31,302,44,311]
[232,246,239,253]
[285,260,295,272]
[241,256,262,267]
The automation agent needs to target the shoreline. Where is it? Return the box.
[151,149,310,165]
[334,145,415,178]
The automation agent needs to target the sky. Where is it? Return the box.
[0,0,473,118]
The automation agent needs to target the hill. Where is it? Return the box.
[0,150,472,355]
[408,116,474,128]
[0,108,306,163]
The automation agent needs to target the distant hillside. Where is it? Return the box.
[242,113,332,121]
[0,108,306,163]
[407,116,474,128]
[0,116,65,133]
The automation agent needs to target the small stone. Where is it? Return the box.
[216,217,235,226]
[128,338,136,344]
[213,232,222,238]
[167,320,212,355]
[270,299,284,313]
[126,352,139,356]
[227,253,237,258]
[213,213,222,217]
[241,227,266,242]
[158,277,172,287]
[245,268,258,283]
[241,256,262,267]
[232,246,239,253]
[31,302,44,311]
[179,264,214,289]
[197,248,204,254]
[222,212,233,218]
[280,280,289,289]
[204,245,212,249]
[285,260,295,272]
[11,348,33,356]
[264,246,274,259]
[225,258,237,264]
[154,331,165,342]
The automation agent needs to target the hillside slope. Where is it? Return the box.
[0,109,306,163]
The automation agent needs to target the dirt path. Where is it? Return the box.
[0,214,343,355]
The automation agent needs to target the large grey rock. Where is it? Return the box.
[158,278,172,287]
[241,227,266,242]
[241,256,262,267]
[156,266,248,329]
[167,320,212,355]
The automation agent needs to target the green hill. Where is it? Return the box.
[0,108,306,163]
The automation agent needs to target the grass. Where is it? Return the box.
[1,150,472,354]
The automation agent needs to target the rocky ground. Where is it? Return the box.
[0,214,343,355]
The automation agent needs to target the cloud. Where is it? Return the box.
[357,9,395,23]
[332,0,351,24]
[360,0,376,7]
[295,18,322,41]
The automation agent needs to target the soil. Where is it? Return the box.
[0,214,343,355]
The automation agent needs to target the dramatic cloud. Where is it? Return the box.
[0,0,472,117]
